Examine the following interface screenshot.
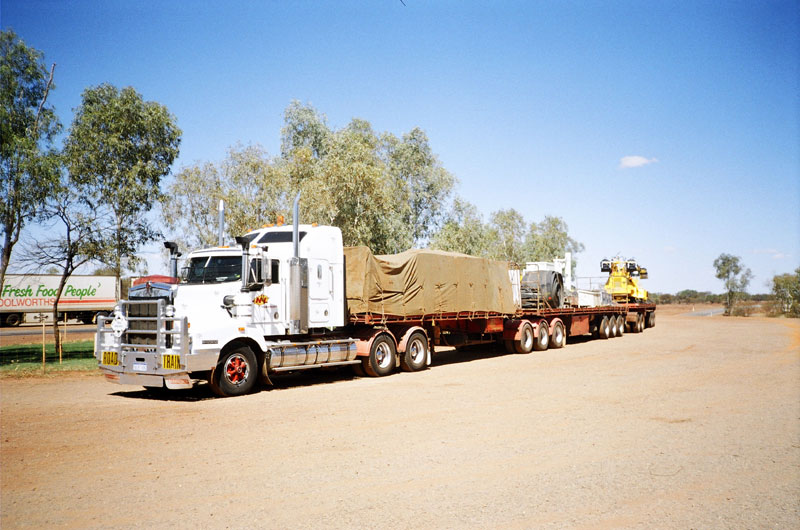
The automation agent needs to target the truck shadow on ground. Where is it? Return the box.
[111,340,594,401]
[110,366,363,401]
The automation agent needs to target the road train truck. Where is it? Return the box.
[95,200,655,396]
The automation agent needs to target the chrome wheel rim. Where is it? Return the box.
[224,353,250,386]
[409,338,425,364]
[375,341,392,369]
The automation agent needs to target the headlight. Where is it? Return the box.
[165,305,176,317]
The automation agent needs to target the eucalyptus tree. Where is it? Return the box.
[524,215,584,270]
[430,197,493,257]
[64,84,181,296]
[0,29,61,287]
[713,253,752,315]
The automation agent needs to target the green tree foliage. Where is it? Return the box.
[430,197,493,257]
[770,268,800,317]
[524,215,585,266]
[164,144,290,250]
[431,199,584,268]
[163,101,455,255]
[64,84,181,295]
[713,253,753,315]
[383,128,455,245]
[487,208,527,264]
[0,29,61,288]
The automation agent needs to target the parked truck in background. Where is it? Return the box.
[1,274,116,327]
[95,197,656,396]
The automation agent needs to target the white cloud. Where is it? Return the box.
[619,155,658,169]
[753,249,788,260]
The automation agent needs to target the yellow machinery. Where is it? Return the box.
[601,257,649,303]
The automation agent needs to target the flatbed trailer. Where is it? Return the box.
[348,302,655,361]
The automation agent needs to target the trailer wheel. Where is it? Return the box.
[598,316,610,339]
[550,321,566,349]
[3,313,22,327]
[637,313,645,332]
[533,322,549,351]
[616,315,625,336]
[363,334,396,377]
[608,316,618,338]
[514,321,535,353]
[401,331,428,372]
[646,312,656,328]
[210,346,258,397]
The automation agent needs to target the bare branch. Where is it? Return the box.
[33,63,56,137]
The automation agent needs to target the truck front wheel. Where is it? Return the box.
[210,346,258,397]
[363,334,396,377]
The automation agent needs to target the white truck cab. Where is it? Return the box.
[95,222,356,396]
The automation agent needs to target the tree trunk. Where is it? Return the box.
[51,271,70,360]
[0,221,22,294]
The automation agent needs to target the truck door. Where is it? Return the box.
[308,259,332,326]
[252,258,285,336]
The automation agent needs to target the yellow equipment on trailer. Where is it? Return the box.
[601,257,649,303]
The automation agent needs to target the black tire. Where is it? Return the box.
[514,321,535,353]
[533,322,549,351]
[503,340,516,353]
[363,334,396,377]
[608,316,618,338]
[3,313,22,327]
[616,315,625,336]
[638,313,645,332]
[210,346,259,397]
[629,315,640,333]
[550,321,566,349]
[646,312,656,328]
[400,331,428,372]
[552,281,564,309]
[598,316,610,339]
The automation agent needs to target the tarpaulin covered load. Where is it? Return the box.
[344,246,517,317]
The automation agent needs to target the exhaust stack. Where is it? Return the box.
[164,242,180,278]
[292,192,300,258]
[235,234,258,292]
[289,192,308,335]
[218,199,225,246]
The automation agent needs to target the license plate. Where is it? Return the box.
[132,362,147,372]
[162,354,181,370]
[102,351,118,366]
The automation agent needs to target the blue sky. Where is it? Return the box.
[3,0,798,294]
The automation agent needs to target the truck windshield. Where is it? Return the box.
[183,256,241,284]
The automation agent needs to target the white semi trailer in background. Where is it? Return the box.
[0,274,116,327]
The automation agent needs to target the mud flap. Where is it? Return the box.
[260,352,274,386]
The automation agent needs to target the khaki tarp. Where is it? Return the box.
[344,246,516,317]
